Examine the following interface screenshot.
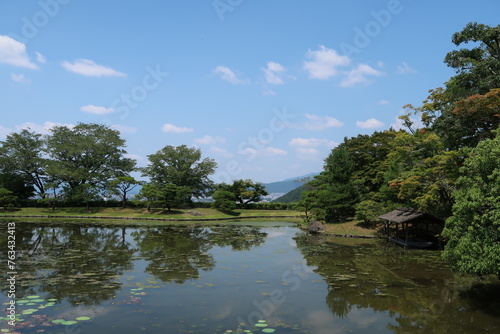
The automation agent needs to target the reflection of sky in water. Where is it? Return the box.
[1,223,499,333]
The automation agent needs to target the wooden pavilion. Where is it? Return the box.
[379,207,445,249]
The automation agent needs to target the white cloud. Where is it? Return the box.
[61,58,126,77]
[262,89,277,96]
[289,137,338,148]
[11,73,30,84]
[240,147,287,158]
[125,153,144,161]
[295,147,320,160]
[0,124,11,139]
[263,61,285,85]
[397,61,417,74]
[0,35,37,69]
[35,52,46,64]
[356,118,385,129]
[341,64,385,87]
[303,113,344,131]
[161,123,194,133]
[377,99,390,105]
[210,145,233,157]
[112,124,137,133]
[194,135,225,145]
[303,45,350,80]
[80,105,115,115]
[213,65,245,84]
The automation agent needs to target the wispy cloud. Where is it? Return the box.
[112,124,138,133]
[194,135,225,145]
[80,105,115,115]
[356,118,385,129]
[161,123,194,133]
[0,35,37,69]
[240,147,288,158]
[213,65,245,84]
[263,61,286,85]
[0,124,12,139]
[11,73,30,84]
[397,61,417,74]
[295,147,321,160]
[289,137,338,148]
[302,113,344,131]
[61,58,126,77]
[304,45,350,80]
[341,64,385,87]
[35,52,46,64]
[377,99,390,105]
[210,145,233,157]
[262,89,277,96]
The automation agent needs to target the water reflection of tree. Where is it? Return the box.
[132,226,215,284]
[207,225,267,251]
[294,233,500,333]
[0,222,136,305]
[131,225,267,283]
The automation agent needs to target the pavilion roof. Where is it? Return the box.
[379,207,444,224]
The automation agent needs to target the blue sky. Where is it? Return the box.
[0,0,498,183]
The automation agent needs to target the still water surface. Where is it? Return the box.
[1,221,499,333]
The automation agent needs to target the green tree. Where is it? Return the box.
[0,129,47,197]
[406,23,500,150]
[444,22,500,96]
[45,123,136,201]
[136,183,162,212]
[217,179,268,205]
[301,147,358,222]
[141,145,217,198]
[0,173,35,201]
[108,176,141,208]
[211,190,237,213]
[0,187,17,209]
[442,130,500,277]
[157,183,192,212]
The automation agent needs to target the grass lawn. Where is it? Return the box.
[321,220,381,237]
[0,207,302,222]
[1,208,381,237]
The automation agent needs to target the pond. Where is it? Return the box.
[1,221,499,334]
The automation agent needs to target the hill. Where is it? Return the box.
[262,172,318,193]
[271,184,307,203]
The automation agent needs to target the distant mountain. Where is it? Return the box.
[262,172,318,194]
[271,184,307,203]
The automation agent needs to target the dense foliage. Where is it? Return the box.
[292,22,500,277]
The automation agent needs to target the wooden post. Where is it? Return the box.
[405,222,409,249]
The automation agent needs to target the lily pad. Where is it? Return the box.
[255,323,268,327]
[25,295,40,299]
[76,316,91,321]
[262,329,276,333]
[52,319,66,324]
[61,320,78,325]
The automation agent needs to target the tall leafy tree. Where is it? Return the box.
[108,176,141,208]
[302,147,358,222]
[45,123,136,200]
[444,22,500,96]
[217,179,268,205]
[406,23,500,150]
[141,145,217,198]
[0,129,47,197]
[442,130,500,278]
